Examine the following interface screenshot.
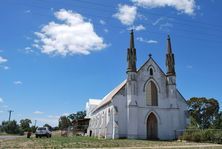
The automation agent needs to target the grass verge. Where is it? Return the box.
[0,135,222,149]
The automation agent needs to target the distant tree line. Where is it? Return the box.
[0,119,55,135]
[0,110,86,135]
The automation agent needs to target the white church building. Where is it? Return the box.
[85,30,188,140]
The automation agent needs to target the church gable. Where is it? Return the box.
[137,57,166,79]
[135,57,169,107]
[137,57,167,89]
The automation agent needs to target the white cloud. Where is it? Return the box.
[25,36,32,40]
[137,37,158,44]
[25,47,31,50]
[137,13,148,20]
[99,19,106,25]
[153,17,165,26]
[0,56,7,64]
[3,66,9,70]
[14,81,23,85]
[186,65,193,69]
[0,65,9,70]
[128,24,146,31]
[34,111,44,114]
[24,46,35,54]
[159,22,173,31]
[132,0,196,15]
[48,115,60,119]
[135,25,145,31]
[104,29,109,33]
[25,10,31,13]
[147,40,158,44]
[113,4,137,25]
[0,97,3,103]
[34,9,107,56]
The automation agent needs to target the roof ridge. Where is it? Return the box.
[92,80,126,114]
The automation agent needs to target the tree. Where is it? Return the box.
[20,119,32,131]
[0,124,3,133]
[68,111,88,133]
[52,126,59,131]
[1,120,21,134]
[212,111,222,129]
[44,124,52,131]
[68,111,86,122]
[59,116,71,130]
[30,125,37,133]
[187,97,219,129]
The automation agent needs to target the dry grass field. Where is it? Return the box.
[0,134,222,149]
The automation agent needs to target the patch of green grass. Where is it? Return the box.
[0,135,221,148]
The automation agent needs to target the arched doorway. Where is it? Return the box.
[147,113,158,139]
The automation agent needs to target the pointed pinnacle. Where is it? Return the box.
[130,29,135,49]
[167,34,172,53]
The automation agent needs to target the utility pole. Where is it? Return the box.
[8,110,14,121]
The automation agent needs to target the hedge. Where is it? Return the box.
[179,129,222,144]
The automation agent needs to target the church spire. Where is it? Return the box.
[130,29,135,49]
[166,35,176,76]
[167,34,172,53]
[127,30,137,72]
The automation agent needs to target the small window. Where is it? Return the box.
[150,68,153,76]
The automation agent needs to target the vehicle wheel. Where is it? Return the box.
[49,134,52,138]
[36,135,38,138]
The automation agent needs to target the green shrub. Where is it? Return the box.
[201,129,213,142]
[1,120,20,134]
[180,129,222,144]
[211,131,222,144]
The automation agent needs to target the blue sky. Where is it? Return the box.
[0,0,221,127]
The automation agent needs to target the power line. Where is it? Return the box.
[30,1,222,35]
[75,0,222,29]
[26,5,222,38]
[5,0,222,31]
[1,1,222,44]
[28,10,222,44]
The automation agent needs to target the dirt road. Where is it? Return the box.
[0,135,23,140]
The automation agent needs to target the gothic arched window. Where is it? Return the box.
[146,81,158,106]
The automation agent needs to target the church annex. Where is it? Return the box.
[85,30,188,140]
